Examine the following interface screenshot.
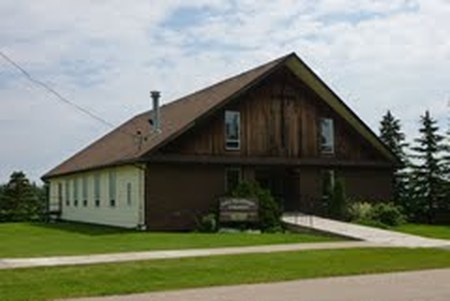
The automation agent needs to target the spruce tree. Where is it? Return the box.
[409,111,445,223]
[379,110,409,205]
[0,184,5,219]
[0,171,41,222]
[442,128,450,210]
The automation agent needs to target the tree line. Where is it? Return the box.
[379,110,450,224]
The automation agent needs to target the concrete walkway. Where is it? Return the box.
[61,268,450,301]
[0,241,385,270]
[282,213,450,248]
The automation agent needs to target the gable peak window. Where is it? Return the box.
[320,118,335,154]
[225,110,240,150]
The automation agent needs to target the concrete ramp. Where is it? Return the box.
[282,213,450,248]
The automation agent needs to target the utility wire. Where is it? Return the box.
[1,50,167,172]
[0,50,137,137]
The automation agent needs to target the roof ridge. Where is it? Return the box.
[138,52,293,115]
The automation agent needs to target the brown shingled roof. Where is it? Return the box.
[42,53,291,178]
[43,52,399,179]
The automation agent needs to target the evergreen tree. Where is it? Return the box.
[0,184,5,219]
[379,110,409,205]
[409,111,446,223]
[0,171,43,222]
[442,128,450,209]
[329,178,347,221]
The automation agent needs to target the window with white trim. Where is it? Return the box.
[65,181,70,206]
[322,169,335,200]
[225,110,240,150]
[57,182,63,206]
[82,176,88,207]
[109,171,116,207]
[94,174,101,207]
[126,183,132,206]
[73,178,79,207]
[320,118,335,154]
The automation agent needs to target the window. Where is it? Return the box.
[126,183,132,206]
[320,118,334,154]
[73,178,79,207]
[57,183,63,205]
[65,181,70,206]
[94,173,100,207]
[109,171,116,207]
[225,110,240,150]
[82,176,88,207]
[321,169,335,200]
[225,167,242,193]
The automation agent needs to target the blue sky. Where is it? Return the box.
[0,0,449,183]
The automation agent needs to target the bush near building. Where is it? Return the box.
[348,201,406,228]
[231,181,282,233]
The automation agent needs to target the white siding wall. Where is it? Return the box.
[48,165,145,228]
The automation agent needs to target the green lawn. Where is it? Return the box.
[1,248,450,301]
[393,224,450,240]
[0,222,339,258]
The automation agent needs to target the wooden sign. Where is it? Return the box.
[219,197,259,223]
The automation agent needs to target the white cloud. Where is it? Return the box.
[1,0,449,183]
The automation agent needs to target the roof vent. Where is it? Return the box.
[149,90,161,133]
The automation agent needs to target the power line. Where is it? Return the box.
[1,50,167,171]
[0,50,135,136]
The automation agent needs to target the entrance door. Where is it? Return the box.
[285,169,301,211]
[254,168,300,211]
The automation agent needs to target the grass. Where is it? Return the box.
[0,222,340,258]
[1,247,450,301]
[392,223,450,240]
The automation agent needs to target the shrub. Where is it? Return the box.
[349,201,406,227]
[357,218,390,229]
[348,202,373,222]
[231,181,282,232]
[326,178,347,220]
[371,202,406,227]
[196,213,217,233]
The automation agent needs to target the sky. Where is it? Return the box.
[1,0,449,184]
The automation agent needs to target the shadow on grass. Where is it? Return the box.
[30,221,136,236]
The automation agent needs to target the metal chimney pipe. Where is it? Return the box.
[150,90,161,133]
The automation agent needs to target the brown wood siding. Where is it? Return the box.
[159,67,386,163]
[339,168,394,202]
[145,163,226,230]
[295,167,393,214]
[144,163,393,230]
